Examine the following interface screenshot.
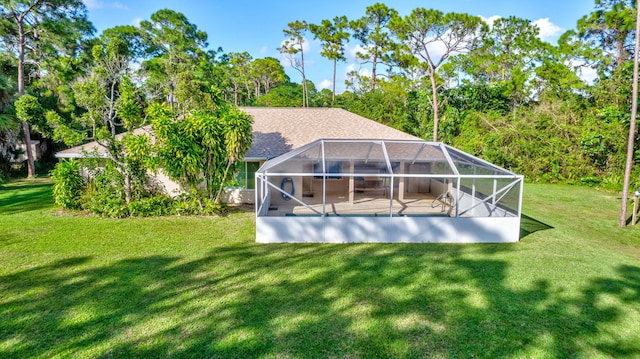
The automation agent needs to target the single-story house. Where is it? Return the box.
[56,107,422,202]
[56,107,523,243]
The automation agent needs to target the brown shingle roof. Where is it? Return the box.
[56,107,420,159]
[243,107,420,159]
[55,125,154,158]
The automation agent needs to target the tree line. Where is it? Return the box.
[1,0,639,198]
[280,0,640,189]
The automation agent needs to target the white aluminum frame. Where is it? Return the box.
[255,139,524,243]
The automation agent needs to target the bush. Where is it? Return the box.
[83,185,129,218]
[579,176,601,187]
[50,159,85,209]
[128,195,175,217]
[173,190,228,216]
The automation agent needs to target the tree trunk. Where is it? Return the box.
[245,81,251,101]
[429,71,440,142]
[214,160,233,205]
[233,83,238,106]
[619,0,640,227]
[301,46,308,108]
[17,21,35,178]
[332,59,337,105]
[371,53,377,90]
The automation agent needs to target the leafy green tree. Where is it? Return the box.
[0,0,94,177]
[619,0,640,227]
[350,3,398,90]
[309,16,350,104]
[0,65,18,179]
[390,9,485,141]
[250,57,287,97]
[254,82,303,107]
[150,103,253,204]
[459,16,550,109]
[226,51,253,105]
[101,25,146,59]
[47,38,147,203]
[443,83,510,114]
[535,51,585,101]
[140,9,208,112]
[313,88,334,107]
[337,77,419,135]
[576,0,638,115]
[278,20,309,107]
[578,0,636,71]
[14,93,43,136]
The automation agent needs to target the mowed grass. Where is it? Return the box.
[1,179,639,358]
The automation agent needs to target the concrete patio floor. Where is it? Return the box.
[267,192,462,217]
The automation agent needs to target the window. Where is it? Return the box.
[246,161,260,189]
[232,161,261,189]
[313,161,342,179]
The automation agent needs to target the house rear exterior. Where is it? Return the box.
[56,107,420,203]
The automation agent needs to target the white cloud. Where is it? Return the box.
[347,44,369,61]
[111,1,129,10]
[318,79,332,90]
[259,46,268,55]
[481,16,562,43]
[345,63,356,75]
[578,64,598,85]
[480,15,501,27]
[425,41,449,64]
[345,63,372,78]
[82,0,103,9]
[563,58,598,85]
[83,0,129,10]
[533,18,562,43]
[131,17,142,27]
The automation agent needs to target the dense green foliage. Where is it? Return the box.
[151,103,253,203]
[3,0,640,213]
[35,8,253,216]
[1,179,639,357]
[49,158,84,209]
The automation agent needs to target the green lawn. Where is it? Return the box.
[1,179,639,358]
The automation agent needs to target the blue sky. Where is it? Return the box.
[82,0,597,93]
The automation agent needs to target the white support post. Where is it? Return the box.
[455,178,460,218]
[398,162,405,202]
[472,166,477,209]
[321,140,326,215]
[349,160,355,204]
[389,176,394,217]
[492,178,497,206]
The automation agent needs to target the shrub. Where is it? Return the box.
[50,159,85,209]
[172,190,228,216]
[83,185,129,218]
[579,176,601,187]
[128,195,175,217]
[580,133,610,170]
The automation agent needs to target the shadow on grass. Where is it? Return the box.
[0,244,638,358]
[0,180,54,215]
[520,213,554,239]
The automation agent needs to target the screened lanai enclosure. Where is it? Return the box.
[255,139,523,243]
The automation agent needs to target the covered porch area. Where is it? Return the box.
[255,139,523,243]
